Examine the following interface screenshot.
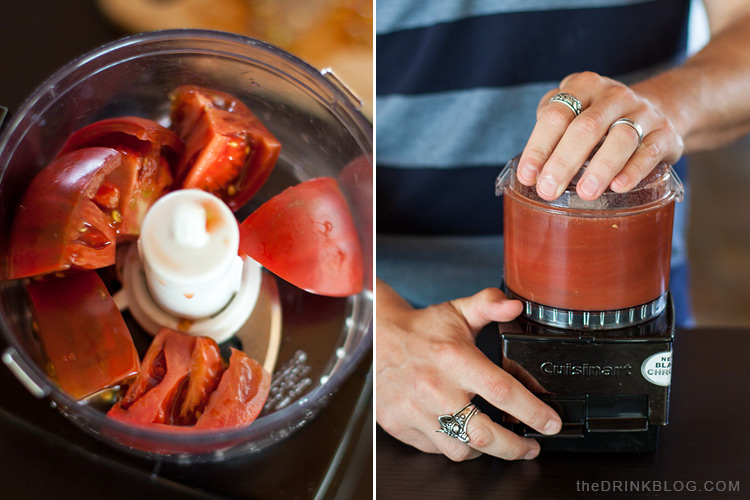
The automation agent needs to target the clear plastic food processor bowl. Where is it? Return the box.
[496,155,682,330]
[0,30,372,461]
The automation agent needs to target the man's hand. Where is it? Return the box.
[518,2,750,202]
[376,280,562,461]
[518,71,683,202]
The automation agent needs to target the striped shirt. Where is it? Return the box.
[376,0,693,323]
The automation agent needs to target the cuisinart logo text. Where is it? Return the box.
[540,361,632,377]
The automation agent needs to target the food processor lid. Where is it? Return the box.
[495,154,684,212]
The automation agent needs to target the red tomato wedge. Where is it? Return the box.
[239,177,364,296]
[8,148,121,279]
[108,328,195,425]
[56,116,181,238]
[173,336,224,426]
[107,330,269,432]
[194,348,270,430]
[170,85,280,211]
[26,271,140,400]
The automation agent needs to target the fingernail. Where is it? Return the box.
[537,176,558,198]
[544,418,562,435]
[612,172,629,190]
[523,444,541,460]
[518,164,538,183]
[579,175,599,198]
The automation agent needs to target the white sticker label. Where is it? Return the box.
[641,351,672,387]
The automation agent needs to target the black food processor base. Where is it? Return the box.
[476,302,674,453]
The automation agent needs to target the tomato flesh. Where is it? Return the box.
[239,177,364,296]
[9,148,122,279]
[107,328,195,425]
[173,336,224,426]
[194,348,270,430]
[56,116,181,239]
[92,181,121,210]
[170,85,280,211]
[107,330,269,431]
[96,149,173,238]
[26,271,140,400]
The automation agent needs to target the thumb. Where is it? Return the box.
[450,287,523,334]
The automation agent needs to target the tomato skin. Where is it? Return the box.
[9,148,121,279]
[26,271,140,400]
[173,336,224,426]
[107,328,195,425]
[239,177,364,297]
[56,117,181,239]
[194,348,270,430]
[338,156,373,292]
[58,116,183,156]
[170,85,280,211]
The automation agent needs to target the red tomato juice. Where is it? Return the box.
[503,190,675,311]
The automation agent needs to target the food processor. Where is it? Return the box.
[0,30,372,461]
[493,155,682,452]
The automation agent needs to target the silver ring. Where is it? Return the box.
[436,403,480,443]
[549,92,582,116]
[609,117,644,146]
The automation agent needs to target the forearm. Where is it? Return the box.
[633,13,750,153]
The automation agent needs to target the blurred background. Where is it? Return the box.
[96,0,373,116]
[686,1,750,328]
[688,140,750,327]
[0,0,372,116]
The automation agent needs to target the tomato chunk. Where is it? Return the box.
[57,116,181,239]
[9,148,121,279]
[26,271,140,400]
[107,330,268,431]
[194,348,270,430]
[173,336,224,426]
[239,177,364,296]
[107,328,195,425]
[170,85,280,211]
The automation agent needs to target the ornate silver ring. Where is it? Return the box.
[609,117,644,146]
[436,403,480,443]
[549,92,582,117]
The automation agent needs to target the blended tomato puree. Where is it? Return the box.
[503,191,675,311]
